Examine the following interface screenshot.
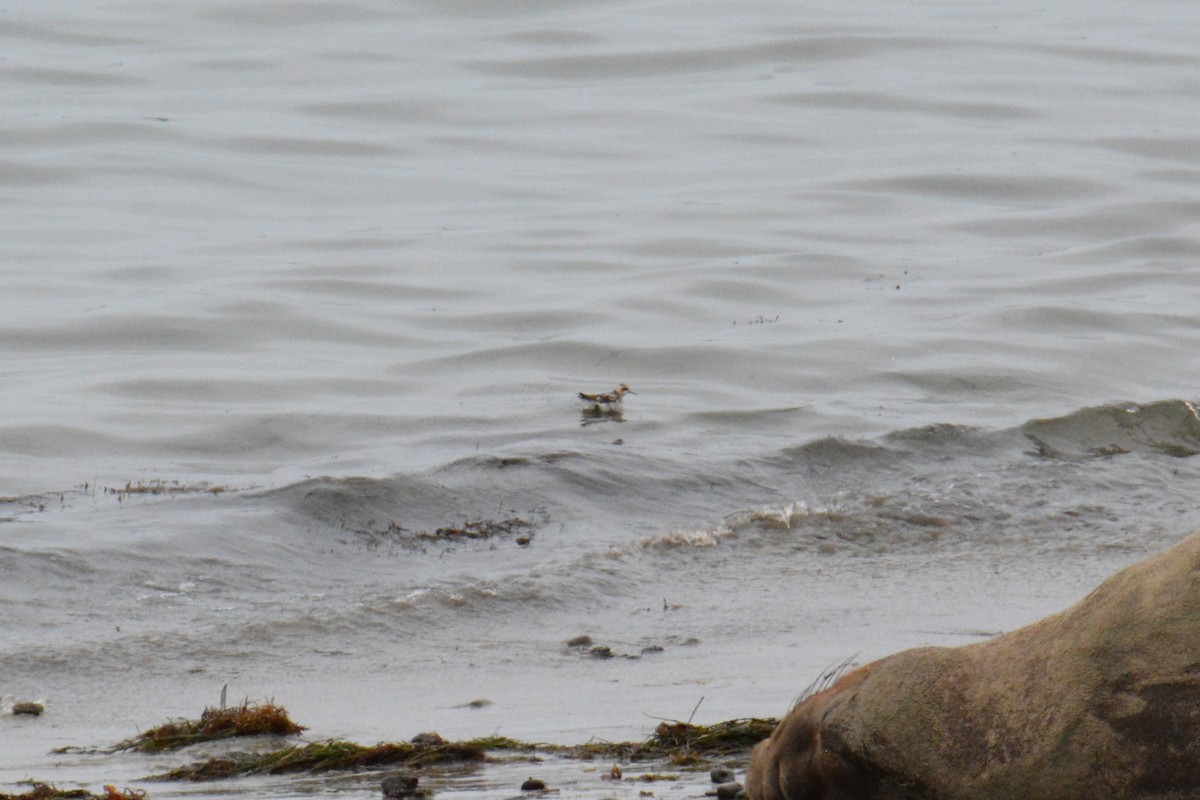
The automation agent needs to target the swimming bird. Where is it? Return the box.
[578,383,635,416]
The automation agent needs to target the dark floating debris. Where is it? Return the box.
[424,518,534,542]
[454,699,492,709]
[379,517,539,546]
[569,638,664,660]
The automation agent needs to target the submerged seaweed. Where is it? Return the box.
[380,517,537,544]
[149,739,485,781]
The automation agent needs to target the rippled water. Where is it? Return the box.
[3,0,1200,797]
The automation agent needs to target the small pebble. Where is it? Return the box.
[12,702,44,717]
[520,778,546,791]
[710,768,734,784]
[566,635,593,647]
[589,645,614,659]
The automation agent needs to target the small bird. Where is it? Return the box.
[578,383,635,416]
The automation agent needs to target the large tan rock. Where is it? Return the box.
[746,533,1200,800]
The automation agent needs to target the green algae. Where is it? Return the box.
[141,719,777,782]
[548,718,779,764]
[148,739,485,781]
[86,700,777,783]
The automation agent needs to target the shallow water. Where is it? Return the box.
[3,0,1200,796]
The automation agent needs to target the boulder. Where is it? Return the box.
[746,532,1200,800]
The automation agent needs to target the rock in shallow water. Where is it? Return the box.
[12,701,44,716]
[381,770,420,799]
[746,531,1200,800]
[715,782,744,800]
[710,767,735,784]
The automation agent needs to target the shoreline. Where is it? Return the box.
[2,704,766,800]
[5,534,1177,800]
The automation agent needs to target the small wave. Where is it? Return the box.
[725,500,827,531]
[883,422,998,451]
[716,495,966,554]
[1022,399,1200,459]
[632,502,820,551]
[835,172,1106,205]
[771,436,899,469]
[636,527,736,549]
[224,567,643,649]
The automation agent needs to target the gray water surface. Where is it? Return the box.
[3,1,1200,796]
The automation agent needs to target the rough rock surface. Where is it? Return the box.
[746,532,1200,800]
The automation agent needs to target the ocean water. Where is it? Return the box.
[3,0,1200,797]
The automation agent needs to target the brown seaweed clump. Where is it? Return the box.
[0,784,145,800]
[113,701,306,753]
[106,480,228,501]
[567,719,778,765]
[649,719,778,756]
[122,709,774,783]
